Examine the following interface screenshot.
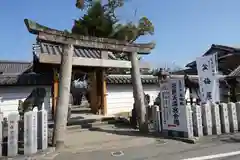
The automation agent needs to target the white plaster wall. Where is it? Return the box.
[0,86,52,118]
[185,88,199,102]
[106,84,159,116]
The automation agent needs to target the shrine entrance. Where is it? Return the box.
[51,65,108,116]
[25,19,154,124]
[69,67,107,115]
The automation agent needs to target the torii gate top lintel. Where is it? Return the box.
[24,19,155,54]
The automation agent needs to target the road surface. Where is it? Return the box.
[42,123,240,160]
[44,136,240,160]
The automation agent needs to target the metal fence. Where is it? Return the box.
[0,107,48,157]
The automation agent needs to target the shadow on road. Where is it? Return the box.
[87,123,194,144]
[89,123,159,137]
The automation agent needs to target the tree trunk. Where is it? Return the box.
[129,52,148,133]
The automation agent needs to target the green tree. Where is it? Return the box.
[73,0,154,41]
[72,0,154,74]
[72,1,115,38]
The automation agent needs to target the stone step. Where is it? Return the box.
[66,121,114,131]
[70,106,91,114]
[48,117,130,130]
[67,118,130,130]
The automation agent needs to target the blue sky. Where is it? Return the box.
[1,0,240,68]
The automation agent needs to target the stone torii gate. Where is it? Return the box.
[24,19,155,148]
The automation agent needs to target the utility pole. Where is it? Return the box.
[129,52,148,133]
[52,44,74,150]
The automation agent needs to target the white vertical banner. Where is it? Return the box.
[196,53,219,104]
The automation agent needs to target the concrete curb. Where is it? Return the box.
[230,136,240,142]
[149,132,199,144]
[1,147,55,160]
[166,136,199,144]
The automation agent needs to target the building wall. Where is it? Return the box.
[106,84,159,115]
[0,86,52,118]
[185,86,228,103]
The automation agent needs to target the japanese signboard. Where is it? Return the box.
[169,78,186,128]
[196,53,219,104]
[160,81,170,130]
[160,78,188,131]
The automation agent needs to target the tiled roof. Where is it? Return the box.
[0,73,52,86]
[33,42,128,60]
[0,60,32,74]
[0,61,51,86]
[228,65,240,77]
[0,73,157,86]
[185,44,240,68]
[0,61,157,85]
[106,74,158,84]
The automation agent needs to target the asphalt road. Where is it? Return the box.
[216,155,239,160]
[50,137,240,160]
[220,155,240,160]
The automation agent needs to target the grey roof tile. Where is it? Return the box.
[0,60,156,85]
[0,73,52,86]
[33,42,128,60]
[186,44,240,68]
[0,73,157,85]
[0,60,32,74]
[0,61,51,85]
[106,74,158,84]
[228,65,240,77]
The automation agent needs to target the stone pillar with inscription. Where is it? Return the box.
[202,103,212,135]
[211,103,221,135]
[228,102,238,133]
[152,105,161,133]
[219,103,230,133]
[192,105,203,137]
[24,111,34,155]
[157,105,162,133]
[185,105,194,138]
[32,107,38,153]
[0,111,3,157]
[151,105,156,132]
[8,112,19,157]
[37,109,48,150]
[235,102,240,130]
